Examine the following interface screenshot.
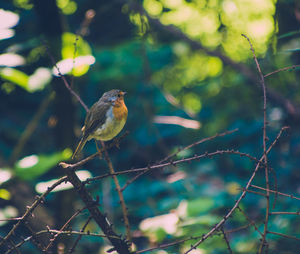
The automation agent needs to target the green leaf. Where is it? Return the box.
[14,149,72,180]
[0,67,29,89]
[187,198,215,216]
[62,32,92,59]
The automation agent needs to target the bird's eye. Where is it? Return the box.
[117,93,121,98]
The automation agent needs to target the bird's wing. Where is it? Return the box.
[83,101,111,137]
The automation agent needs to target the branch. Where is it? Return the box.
[242,34,270,254]
[220,227,233,254]
[184,126,287,254]
[68,216,92,254]
[267,231,300,241]
[45,44,89,113]
[270,211,300,215]
[121,129,238,191]
[44,206,87,252]
[63,166,132,254]
[7,228,121,253]
[237,206,263,236]
[264,65,300,77]
[98,141,132,242]
[250,185,300,201]
[0,176,68,249]
[59,131,129,169]
[83,149,263,185]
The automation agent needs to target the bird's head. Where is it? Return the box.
[101,89,127,106]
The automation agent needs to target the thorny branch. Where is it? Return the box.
[120,128,238,191]
[184,126,288,254]
[0,176,68,249]
[98,141,132,243]
[68,216,92,254]
[241,34,270,254]
[250,185,300,201]
[83,149,265,185]
[63,166,132,253]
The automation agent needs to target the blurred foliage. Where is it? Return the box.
[0,0,300,253]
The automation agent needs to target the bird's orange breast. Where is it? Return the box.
[113,99,128,121]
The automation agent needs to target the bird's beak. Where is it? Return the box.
[122,91,127,96]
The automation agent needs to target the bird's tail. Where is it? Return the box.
[72,136,88,160]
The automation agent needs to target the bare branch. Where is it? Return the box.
[0,176,68,249]
[63,166,132,253]
[267,231,300,241]
[250,185,300,201]
[264,65,300,78]
[269,211,300,215]
[184,126,287,253]
[121,129,238,191]
[68,216,92,254]
[242,34,270,254]
[98,141,132,243]
[221,227,234,254]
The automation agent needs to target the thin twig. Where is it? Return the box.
[221,227,234,254]
[70,9,95,88]
[44,206,87,252]
[250,185,300,201]
[267,231,300,241]
[68,216,92,254]
[264,65,300,77]
[121,129,238,191]
[85,149,263,186]
[63,166,131,253]
[59,131,129,169]
[241,188,267,198]
[2,237,21,254]
[241,34,270,254]
[237,207,263,236]
[45,44,89,112]
[184,126,287,254]
[225,223,252,234]
[135,237,198,254]
[269,211,300,215]
[7,229,121,253]
[0,176,68,249]
[23,223,47,253]
[99,141,132,243]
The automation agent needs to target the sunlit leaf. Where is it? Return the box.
[0,53,25,67]
[53,55,95,77]
[0,9,19,40]
[58,32,94,76]
[0,67,29,89]
[28,67,52,91]
[35,170,92,193]
[14,149,72,180]
[0,189,11,200]
[62,32,91,59]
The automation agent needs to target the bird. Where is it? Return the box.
[72,89,128,159]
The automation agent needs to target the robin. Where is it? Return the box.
[72,89,128,159]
